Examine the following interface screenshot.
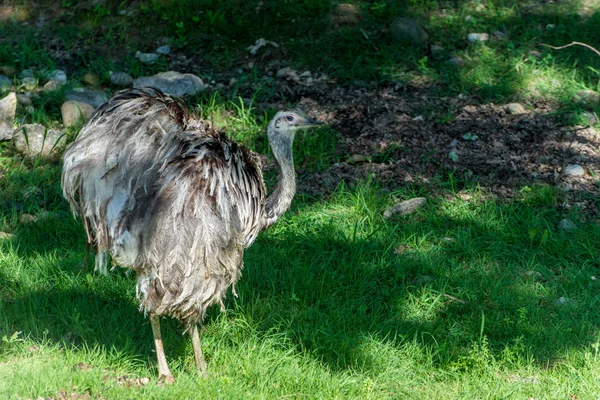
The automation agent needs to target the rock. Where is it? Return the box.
[0,92,17,140]
[448,57,464,67]
[246,39,280,55]
[0,66,16,77]
[557,218,577,231]
[0,231,14,239]
[13,124,67,160]
[467,33,489,42]
[563,164,585,177]
[475,4,485,12]
[0,120,13,141]
[573,90,599,107]
[0,92,17,122]
[0,75,11,92]
[66,89,108,108]
[16,94,31,106]
[332,3,360,26]
[19,69,35,79]
[61,100,95,127]
[156,45,171,55]
[48,69,67,85]
[528,50,542,59]
[384,197,427,218]
[554,296,576,308]
[546,24,555,30]
[43,80,58,92]
[493,31,508,40]
[82,72,100,87]
[24,105,34,114]
[110,71,133,87]
[276,67,293,78]
[504,103,527,115]
[21,77,37,91]
[347,154,370,163]
[135,51,159,64]
[133,71,204,96]
[19,214,36,224]
[389,17,428,44]
[430,45,445,56]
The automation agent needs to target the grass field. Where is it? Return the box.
[1,0,600,399]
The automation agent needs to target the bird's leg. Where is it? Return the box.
[150,314,174,384]
[190,324,207,377]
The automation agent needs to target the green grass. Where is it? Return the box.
[1,0,600,398]
[1,159,600,398]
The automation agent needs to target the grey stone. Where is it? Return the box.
[156,45,171,55]
[563,164,585,177]
[0,231,14,239]
[66,89,108,108]
[384,197,427,218]
[0,75,11,92]
[135,51,159,64]
[554,296,576,308]
[448,57,464,67]
[0,92,17,123]
[390,17,428,44]
[21,77,37,91]
[574,90,599,107]
[133,71,204,96]
[16,94,31,106]
[504,103,527,115]
[0,120,13,141]
[546,24,555,30]
[0,66,16,77]
[467,33,489,42]
[528,50,542,59]
[19,69,35,79]
[332,3,360,26]
[13,124,67,159]
[43,80,58,92]
[48,69,67,85]
[493,31,508,40]
[61,100,95,127]
[19,214,36,224]
[82,72,100,87]
[558,218,577,231]
[276,67,293,78]
[430,45,445,56]
[110,71,133,87]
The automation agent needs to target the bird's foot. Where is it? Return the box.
[158,374,175,385]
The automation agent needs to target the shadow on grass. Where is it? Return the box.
[1,161,599,375]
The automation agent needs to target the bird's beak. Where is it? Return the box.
[300,118,324,129]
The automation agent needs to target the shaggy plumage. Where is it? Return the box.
[61,87,321,382]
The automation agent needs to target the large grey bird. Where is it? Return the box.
[61,87,322,383]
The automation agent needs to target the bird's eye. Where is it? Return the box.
[285,115,295,122]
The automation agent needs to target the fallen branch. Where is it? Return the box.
[540,41,600,58]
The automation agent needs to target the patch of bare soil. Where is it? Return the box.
[269,81,599,210]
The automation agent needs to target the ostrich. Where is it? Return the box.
[61,87,322,383]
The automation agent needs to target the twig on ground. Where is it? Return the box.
[540,41,600,58]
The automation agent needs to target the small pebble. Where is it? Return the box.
[448,57,464,67]
[557,218,577,231]
[563,164,585,177]
[156,45,171,55]
[384,197,427,219]
[347,154,370,163]
[467,33,489,43]
[504,103,527,115]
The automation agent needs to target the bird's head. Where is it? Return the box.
[267,110,323,141]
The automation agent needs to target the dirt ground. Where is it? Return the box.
[258,78,600,214]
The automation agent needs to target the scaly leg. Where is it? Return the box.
[190,324,207,377]
[150,314,174,384]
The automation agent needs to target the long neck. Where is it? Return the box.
[264,134,296,230]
